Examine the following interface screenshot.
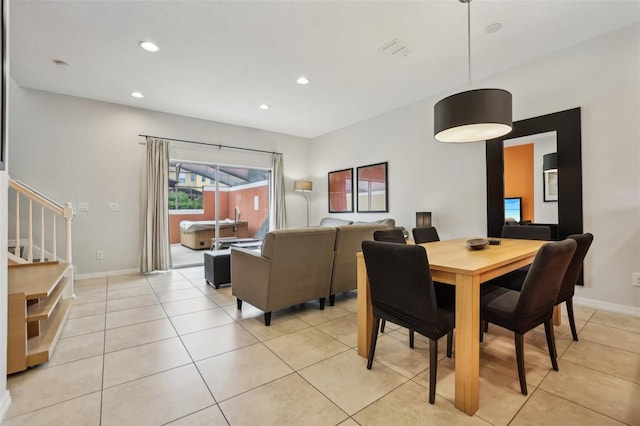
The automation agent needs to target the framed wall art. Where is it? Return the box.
[328,168,353,213]
[357,162,388,213]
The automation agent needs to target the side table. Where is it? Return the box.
[203,249,231,289]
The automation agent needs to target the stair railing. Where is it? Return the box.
[8,179,74,266]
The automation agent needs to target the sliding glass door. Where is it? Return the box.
[168,160,271,268]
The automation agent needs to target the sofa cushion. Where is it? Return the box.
[353,218,395,228]
[319,217,353,227]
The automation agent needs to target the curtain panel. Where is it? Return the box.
[141,137,172,273]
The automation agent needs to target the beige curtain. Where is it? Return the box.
[272,153,287,229]
[141,138,172,273]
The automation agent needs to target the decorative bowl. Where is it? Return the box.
[466,238,489,250]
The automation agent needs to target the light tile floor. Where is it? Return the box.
[5,267,640,425]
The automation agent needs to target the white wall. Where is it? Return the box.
[8,83,311,276]
[0,171,11,422]
[311,23,640,313]
[532,134,558,224]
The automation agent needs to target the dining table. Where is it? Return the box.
[356,237,550,416]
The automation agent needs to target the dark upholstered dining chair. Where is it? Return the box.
[487,224,553,295]
[373,229,407,333]
[501,225,551,241]
[480,239,576,395]
[491,233,593,341]
[412,226,455,308]
[412,226,440,244]
[373,229,406,244]
[362,241,455,404]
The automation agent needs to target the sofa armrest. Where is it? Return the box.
[230,247,271,310]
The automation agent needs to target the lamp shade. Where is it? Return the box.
[543,152,557,171]
[434,88,513,143]
[294,180,312,192]
[416,212,432,228]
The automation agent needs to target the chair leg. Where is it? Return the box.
[484,320,489,332]
[428,338,438,404]
[409,330,415,348]
[329,294,336,306]
[480,320,484,343]
[565,298,579,341]
[367,317,381,369]
[319,297,326,310]
[446,330,453,358]
[514,333,528,395]
[544,320,559,371]
[264,312,272,326]
[381,319,386,333]
[236,299,243,310]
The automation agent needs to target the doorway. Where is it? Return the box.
[168,160,271,268]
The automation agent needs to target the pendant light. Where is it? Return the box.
[434,0,512,143]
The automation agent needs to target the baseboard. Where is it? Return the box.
[75,268,140,280]
[0,390,12,424]
[574,297,640,317]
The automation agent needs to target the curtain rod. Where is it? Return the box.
[138,134,282,156]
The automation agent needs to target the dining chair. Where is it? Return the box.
[373,229,406,244]
[412,226,440,244]
[501,224,551,240]
[489,233,593,341]
[362,241,455,404]
[412,226,456,308]
[480,239,576,395]
[554,233,593,340]
[488,224,553,293]
[373,229,406,333]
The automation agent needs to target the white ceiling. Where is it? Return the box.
[9,1,640,139]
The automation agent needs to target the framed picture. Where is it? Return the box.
[328,168,353,213]
[0,0,6,171]
[357,162,388,212]
[543,169,558,202]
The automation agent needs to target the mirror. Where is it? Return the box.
[328,168,353,213]
[486,108,583,246]
[357,162,388,212]
[503,131,558,225]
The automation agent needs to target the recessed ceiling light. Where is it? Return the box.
[259,104,270,110]
[139,41,159,52]
[296,76,310,85]
[486,23,503,34]
[131,91,144,98]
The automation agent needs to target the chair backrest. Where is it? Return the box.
[412,227,440,244]
[373,229,406,244]
[261,227,337,296]
[515,239,577,320]
[501,225,551,241]
[556,233,594,303]
[362,241,440,325]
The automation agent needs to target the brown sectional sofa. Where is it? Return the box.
[329,224,386,305]
[231,218,396,326]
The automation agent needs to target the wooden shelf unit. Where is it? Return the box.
[7,261,72,374]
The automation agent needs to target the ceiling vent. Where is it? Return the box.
[379,39,413,57]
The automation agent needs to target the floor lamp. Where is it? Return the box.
[294,180,312,227]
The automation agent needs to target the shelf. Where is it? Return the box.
[26,299,72,367]
[8,261,70,300]
[7,261,73,374]
[26,276,68,321]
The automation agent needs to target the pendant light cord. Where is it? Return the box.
[467,0,472,85]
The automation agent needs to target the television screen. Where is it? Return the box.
[504,197,522,222]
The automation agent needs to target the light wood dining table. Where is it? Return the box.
[356,237,549,416]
